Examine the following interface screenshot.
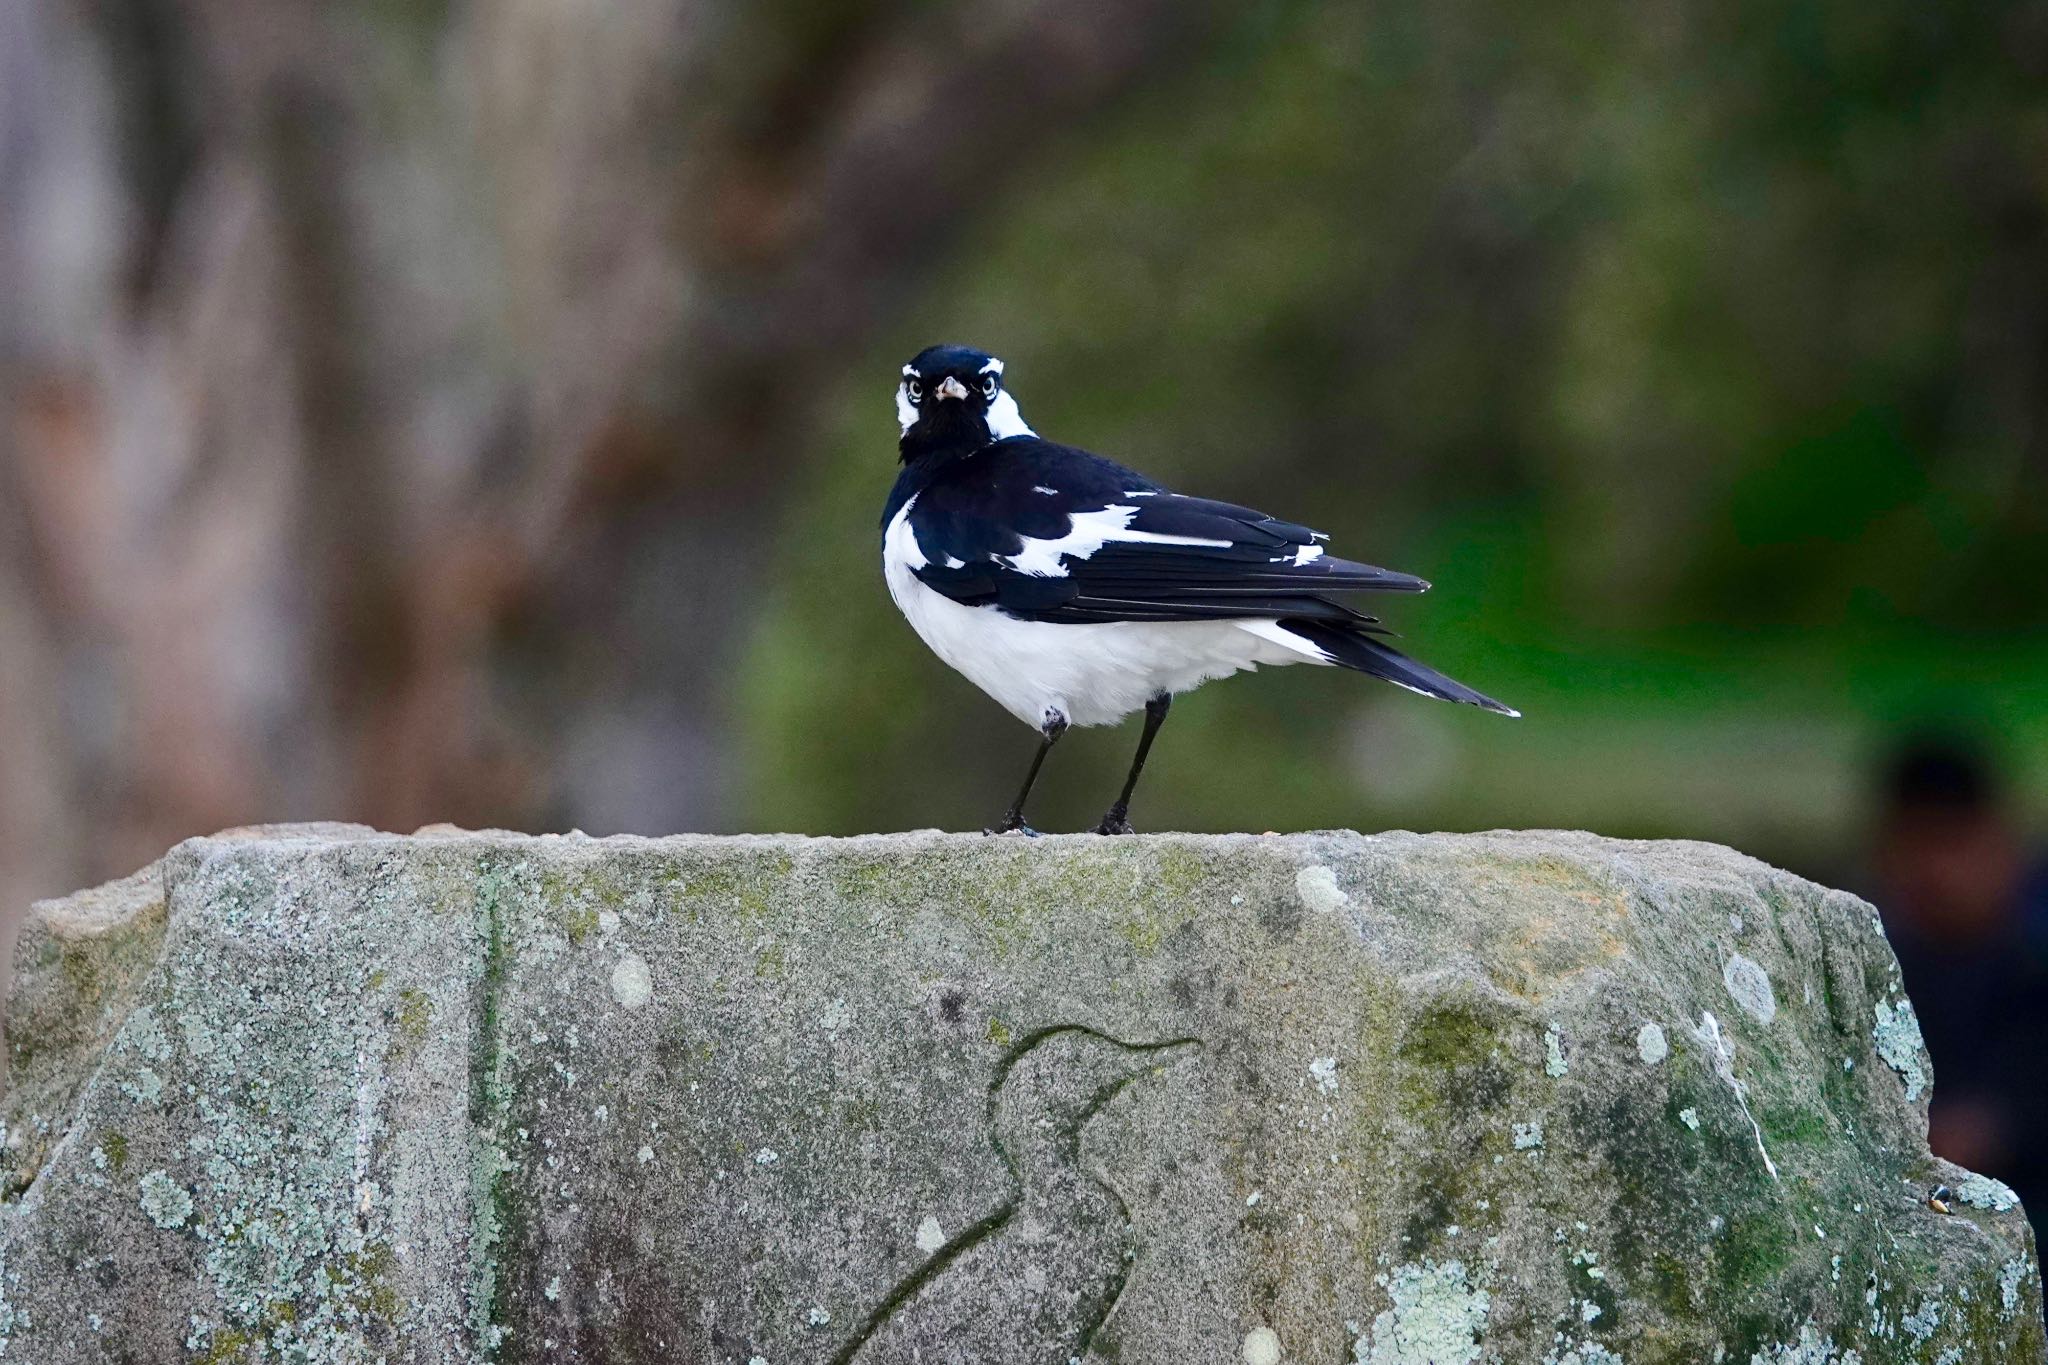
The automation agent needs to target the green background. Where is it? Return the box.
[739,0,2048,877]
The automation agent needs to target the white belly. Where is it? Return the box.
[883,503,1325,729]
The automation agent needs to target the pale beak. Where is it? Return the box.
[935,376,971,402]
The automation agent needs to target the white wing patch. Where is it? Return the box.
[1286,543,1325,566]
[1002,505,1232,578]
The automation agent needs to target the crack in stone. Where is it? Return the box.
[831,1024,1201,1364]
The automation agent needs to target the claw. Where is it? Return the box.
[984,820,1041,837]
[1093,817,1136,836]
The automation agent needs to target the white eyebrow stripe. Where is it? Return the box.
[902,364,919,377]
[980,357,1004,374]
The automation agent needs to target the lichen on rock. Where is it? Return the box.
[1354,1259,1490,1365]
[1749,1324,1865,1364]
[135,1169,192,1229]
[1955,1173,2021,1213]
[1872,997,1929,1101]
[0,825,2040,1363]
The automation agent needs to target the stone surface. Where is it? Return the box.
[0,825,2041,1363]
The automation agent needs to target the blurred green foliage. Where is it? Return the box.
[738,0,2048,871]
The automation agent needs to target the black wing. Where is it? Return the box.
[898,438,1427,626]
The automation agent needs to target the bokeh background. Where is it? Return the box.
[3,0,2047,1211]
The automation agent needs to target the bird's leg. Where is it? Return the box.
[987,710,1068,836]
[1095,693,1171,835]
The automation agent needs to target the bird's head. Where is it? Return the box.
[896,343,1033,460]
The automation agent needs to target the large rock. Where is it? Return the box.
[0,826,2041,1363]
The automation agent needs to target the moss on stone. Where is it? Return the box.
[1,829,2040,1362]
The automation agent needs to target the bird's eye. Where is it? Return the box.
[981,375,999,399]
[906,378,923,402]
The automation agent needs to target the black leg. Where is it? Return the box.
[987,711,1068,835]
[1096,694,1171,835]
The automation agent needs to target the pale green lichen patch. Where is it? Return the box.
[1353,1259,1489,1365]
[1871,998,1927,1100]
[137,1169,192,1228]
[610,953,653,1008]
[1953,1173,2019,1212]
[1747,1325,1863,1364]
[1636,1023,1668,1065]
[2000,1258,2029,1318]
[120,1006,173,1062]
[1545,1029,1568,1077]
[1242,1325,1283,1363]
[119,1067,163,1105]
[1900,1295,1941,1344]
[1546,1343,1623,1365]
[1296,864,1350,914]
[1722,955,1776,1026]
[1512,1122,1545,1150]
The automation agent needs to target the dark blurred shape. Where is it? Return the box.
[1871,729,2048,1226]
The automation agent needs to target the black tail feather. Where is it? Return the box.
[1280,619,1519,716]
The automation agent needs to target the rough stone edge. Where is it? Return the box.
[0,824,384,1190]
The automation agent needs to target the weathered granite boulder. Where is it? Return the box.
[0,826,2041,1363]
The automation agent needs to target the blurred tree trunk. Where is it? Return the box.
[0,0,1221,910]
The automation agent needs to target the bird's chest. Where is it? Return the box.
[882,511,1045,723]
[881,498,1246,728]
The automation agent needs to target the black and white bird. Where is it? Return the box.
[880,344,1516,836]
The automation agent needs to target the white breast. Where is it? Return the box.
[883,500,1329,729]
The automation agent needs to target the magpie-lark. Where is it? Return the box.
[881,344,1517,836]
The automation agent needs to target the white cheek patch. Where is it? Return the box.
[1001,505,1231,577]
[984,390,1035,440]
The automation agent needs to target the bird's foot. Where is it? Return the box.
[984,817,1041,837]
[1093,811,1136,836]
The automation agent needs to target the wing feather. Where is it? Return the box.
[900,438,1427,625]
